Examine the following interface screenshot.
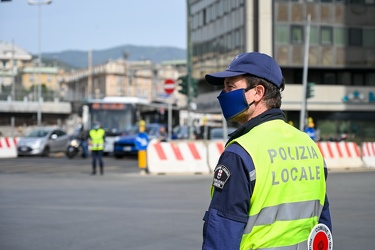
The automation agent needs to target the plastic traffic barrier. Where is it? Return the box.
[316,141,363,169]
[362,142,375,168]
[206,140,225,172]
[147,139,210,174]
[0,137,19,158]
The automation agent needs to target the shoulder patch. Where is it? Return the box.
[213,165,231,189]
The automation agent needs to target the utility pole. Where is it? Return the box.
[186,0,194,139]
[299,14,311,131]
[28,0,52,126]
[88,49,92,99]
[11,40,15,100]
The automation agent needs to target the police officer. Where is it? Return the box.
[202,52,332,249]
[89,122,106,175]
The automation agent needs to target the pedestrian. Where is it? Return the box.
[89,122,106,175]
[76,123,89,158]
[202,52,332,249]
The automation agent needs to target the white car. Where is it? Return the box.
[17,128,70,157]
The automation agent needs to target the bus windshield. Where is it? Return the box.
[89,103,135,135]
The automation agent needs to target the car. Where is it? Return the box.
[172,125,197,140]
[209,127,237,140]
[17,127,70,157]
[195,126,237,140]
[113,123,166,158]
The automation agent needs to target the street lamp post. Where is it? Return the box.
[28,0,52,127]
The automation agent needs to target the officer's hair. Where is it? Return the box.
[244,74,285,109]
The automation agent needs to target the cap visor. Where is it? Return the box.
[205,71,244,85]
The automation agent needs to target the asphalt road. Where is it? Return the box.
[0,156,374,249]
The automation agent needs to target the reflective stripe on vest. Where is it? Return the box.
[244,200,323,233]
[250,240,307,250]
[226,120,326,249]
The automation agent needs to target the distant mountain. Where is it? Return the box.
[41,45,187,69]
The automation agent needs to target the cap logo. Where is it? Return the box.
[227,55,240,70]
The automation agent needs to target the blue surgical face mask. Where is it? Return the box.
[217,87,255,120]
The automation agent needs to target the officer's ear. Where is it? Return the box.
[253,84,265,102]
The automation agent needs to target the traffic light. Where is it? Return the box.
[306,82,315,99]
[191,77,198,98]
[178,75,188,96]
[178,75,199,98]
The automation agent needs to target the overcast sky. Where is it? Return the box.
[0,0,187,54]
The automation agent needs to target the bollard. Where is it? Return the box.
[135,120,149,174]
[138,149,147,169]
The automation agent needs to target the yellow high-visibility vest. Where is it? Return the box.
[89,128,105,151]
[218,120,326,249]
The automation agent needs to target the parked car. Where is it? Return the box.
[195,126,237,140]
[172,125,198,140]
[17,127,70,157]
[113,123,166,158]
[209,127,237,140]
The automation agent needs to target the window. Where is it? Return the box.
[339,72,351,86]
[310,26,319,45]
[291,25,304,44]
[363,28,375,47]
[349,28,362,46]
[334,27,347,45]
[275,25,289,44]
[321,26,333,45]
[367,73,375,86]
[323,72,336,84]
[353,73,364,86]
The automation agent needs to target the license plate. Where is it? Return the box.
[20,147,28,151]
[123,146,132,151]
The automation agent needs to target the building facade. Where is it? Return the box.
[0,41,71,130]
[0,41,33,100]
[189,0,375,142]
[60,58,187,112]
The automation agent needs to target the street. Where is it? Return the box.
[0,156,375,249]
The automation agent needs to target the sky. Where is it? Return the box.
[0,0,187,54]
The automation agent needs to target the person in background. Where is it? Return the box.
[158,126,167,142]
[89,122,106,175]
[304,117,316,141]
[202,52,332,249]
[77,123,89,158]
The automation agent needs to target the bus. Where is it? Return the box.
[82,96,179,155]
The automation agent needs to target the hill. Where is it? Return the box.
[42,45,186,69]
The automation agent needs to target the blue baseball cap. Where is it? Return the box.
[205,52,283,88]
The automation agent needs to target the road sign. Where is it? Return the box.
[164,79,175,95]
[135,132,149,150]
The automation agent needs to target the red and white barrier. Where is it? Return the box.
[0,137,19,158]
[316,142,363,169]
[146,139,371,174]
[362,142,375,168]
[206,140,225,172]
[147,139,210,174]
